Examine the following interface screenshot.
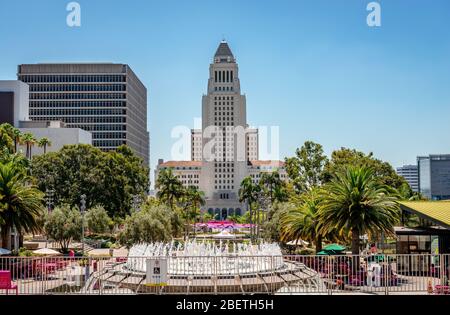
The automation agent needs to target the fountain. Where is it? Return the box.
[86,240,324,294]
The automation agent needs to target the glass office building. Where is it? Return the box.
[417,154,450,200]
[17,64,149,166]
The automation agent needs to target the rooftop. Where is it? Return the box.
[399,201,450,229]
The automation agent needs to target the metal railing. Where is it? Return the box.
[0,254,449,295]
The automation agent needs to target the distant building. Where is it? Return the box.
[397,165,419,192]
[0,80,92,156]
[0,80,29,126]
[19,121,91,155]
[17,63,150,165]
[418,155,450,200]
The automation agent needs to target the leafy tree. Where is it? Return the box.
[85,205,112,234]
[262,202,291,242]
[156,168,184,210]
[0,123,15,154]
[323,148,407,190]
[31,144,149,218]
[0,162,44,250]
[180,186,205,237]
[239,176,260,236]
[37,137,52,154]
[317,166,400,254]
[118,204,181,247]
[44,205,83,253]
[285,141,328,193]
[259,171,288,203]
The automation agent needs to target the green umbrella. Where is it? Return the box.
[316,251,330,255]
[323,244,346,252]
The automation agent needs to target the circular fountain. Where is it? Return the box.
[87,240,324,294]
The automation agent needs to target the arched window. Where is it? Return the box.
[235,208,242,216]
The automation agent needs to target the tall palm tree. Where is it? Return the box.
[259,171,286,203]
[12,128,23,154]
[317,166,399,255]
[0,162,44,250]
[38,137,52,154]
[156,168,184,211]
[22,132,37,159]
[281,188,328,252]
[239,176,260,238]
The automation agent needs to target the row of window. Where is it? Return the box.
[30,101,126,108]
[30,109,126,116]
[214,96,234,101]
[30,93,126,100]
[35,117,127,124]
[215,185,235,190]
[214,70,234,83]
[70,124,126,131]
[20,75,126,83]
[176,174,199,179]
[93,140,127,147]
[214,102,233,106]
[214,86,233,91]
[29,84,126,92]
[92,133,126,139]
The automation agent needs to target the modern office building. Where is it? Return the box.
[397,165,419,192]
[155,41,285,218]
[17,63,149,165]
[418,155,450,200]
[0,80,29,126]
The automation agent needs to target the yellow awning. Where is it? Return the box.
[399,201,450,229]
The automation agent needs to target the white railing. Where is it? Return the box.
[0,254,449,295]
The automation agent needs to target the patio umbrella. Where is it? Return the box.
[0,248,12,255]
[323,244,346,252]
[316,251,330,255]
[33,248,61,256]
[286,239,309,246]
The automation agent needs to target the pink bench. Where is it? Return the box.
[0,270,18,295]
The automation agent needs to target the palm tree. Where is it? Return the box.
[0,162,44,250]
[0,124,14,153]
[239,176,260,238]
[259,171,287,203]
[22,132,36,159]
[317,166,399,255]
[281,188,327,252]
[156,168,184,210]
[38,137,52,154]
[12,128,23,154]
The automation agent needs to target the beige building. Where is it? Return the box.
[155,41,285,219]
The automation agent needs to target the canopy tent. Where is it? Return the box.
[285,239,309,246]
[195,220,254,230]
[212,230,236,239]
[323,244,346,252]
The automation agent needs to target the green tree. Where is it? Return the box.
[85,205,112,235]
[44,205,83,253]
[317,166,400,254]
[0,123,16,154]
[118,204,181,247]
[37,137,52,154]
[22,132,36,159]
[323,148,407,190]
[281,188,329,252]
[239,176,260,236]
[259,171,288,203]
[0,162,44,250]
[156,168,184,210]
[31,144,149,218]
[181,186,205,237]
[285,141,328,193]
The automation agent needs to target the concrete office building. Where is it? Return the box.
[397,165,419,192]
[418,155,450,200]
[155,41,286,218]
[17,63,150,165]
[0,80,29,126]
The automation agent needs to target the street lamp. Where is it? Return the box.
[132,194,142,212]
[80,194,86,255]
[45,188,55,213]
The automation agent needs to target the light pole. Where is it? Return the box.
[80,194,86,255]
[44,188,54,248]
[132,194,142,213]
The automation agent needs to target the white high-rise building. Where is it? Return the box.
[156,41,285,219]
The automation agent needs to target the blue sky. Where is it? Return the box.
[1,0,450,183]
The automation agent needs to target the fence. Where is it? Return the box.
[0,254,449,295]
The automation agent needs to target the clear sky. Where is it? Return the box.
[1,0,450,185]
